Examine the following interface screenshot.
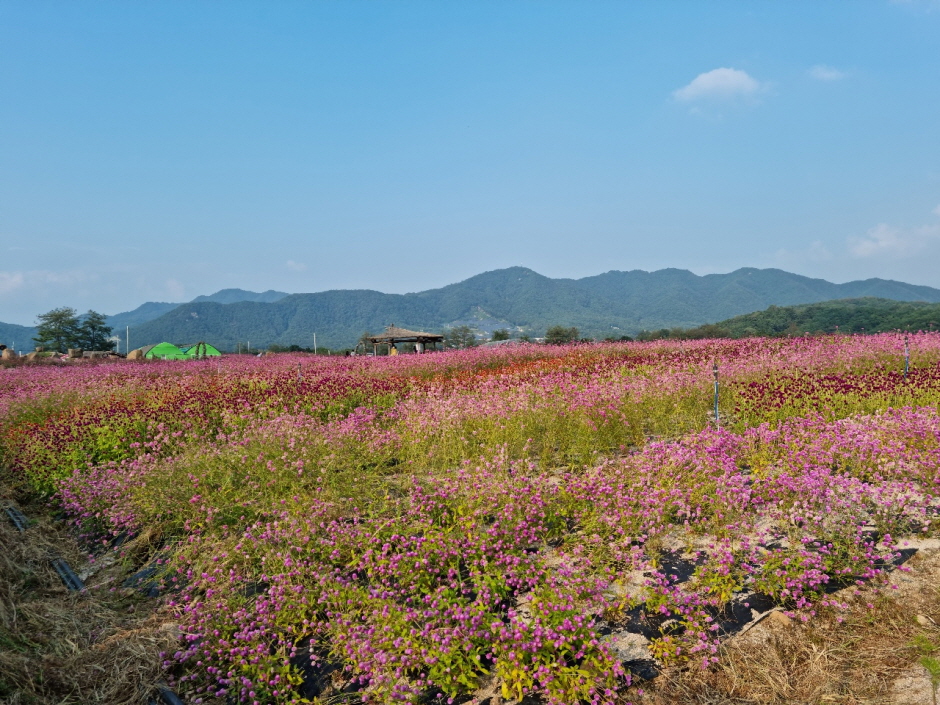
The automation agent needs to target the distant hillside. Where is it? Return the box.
[107,289,290,331]
[8,269,940,352]
[716,298,940,338]
[107,302,181,330]
[189,288,288,305]
[572,267,940,329]
[129,268,638,351]
[0,289,293,350]
[0,322,37,353]
[127,267,940,350]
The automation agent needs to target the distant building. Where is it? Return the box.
[365,325,444,355]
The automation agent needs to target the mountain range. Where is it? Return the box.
[3,268,940,352]
[0,288,288,352]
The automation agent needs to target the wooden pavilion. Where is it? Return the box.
[365,325,444,355]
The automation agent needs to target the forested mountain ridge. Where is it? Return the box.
[126,267,940,350]
[571,267,940,329]
[0,321,38,351]
[107,288,290,331]
[189,288,288,305]
[710,298,940,338]
[5,268,940,352]
[0,289,291,350]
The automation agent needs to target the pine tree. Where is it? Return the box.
[33,307,81,352]
[77,311,114,351]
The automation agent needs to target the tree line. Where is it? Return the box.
[442,324,586,347]
[32,307,116,353]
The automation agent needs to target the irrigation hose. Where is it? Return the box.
[6,502,186,699]
[4,505,27,531]
[157,684,187,705]
[50,557,85,591]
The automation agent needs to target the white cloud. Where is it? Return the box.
[0,271,25,295]
[809,65,846,81]
[774,240,833,267]
[673,68,762,102]
[849,222,940,258]
[0,269,94,295]
[165,278,186,300]
[286,260,307,272]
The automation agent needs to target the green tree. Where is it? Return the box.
[356,331,376,354]
[33,307,81,352]
[544,325,579,345]
[491,329,511,341]
[77,310,115,351]
[443,325,478,349]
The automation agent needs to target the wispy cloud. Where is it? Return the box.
[165,278,186,300]
[774,240,833,267]
[286,260,307,272]
[0,269,95,296]
[673,67,763,102]
[775,208,940,279]
[849,222,940,258]
[0,271,26,295]
[809,65,846,81]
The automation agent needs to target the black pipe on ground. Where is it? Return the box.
[4,505,28,532]
[51,558,85,591]
[155,684,186,705]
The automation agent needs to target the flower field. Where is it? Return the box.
[2,334,940,704]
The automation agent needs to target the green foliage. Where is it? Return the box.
[923,657,940,705]
[912,632,938,655]
[33,307,80,352]
[32,307,114,352]
[719,298,940,337]
[645,298,940,341]
[491,328,511,341]
[913,635,940,705]
[637,324,732,341]
[0,321,37,351]
[77,310,115,351]
[545,325,579,344]
[13,268,940,351]
[443,324,479,349]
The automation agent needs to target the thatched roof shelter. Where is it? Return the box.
[365,325,443,354]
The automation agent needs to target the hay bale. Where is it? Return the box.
[67,348,83,359]
[1,349,16,359]
[126,349,144,360]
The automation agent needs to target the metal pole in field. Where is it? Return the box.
[904,335,910,380]
[126,326,130,355]
[297,362,302,383]
[713,361,720,430]
[313,333,317,355]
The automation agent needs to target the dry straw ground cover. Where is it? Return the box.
[1,334,940,704]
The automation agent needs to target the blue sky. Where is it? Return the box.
[2,1,940,324]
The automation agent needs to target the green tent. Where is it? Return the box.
[139,342,189,360]
[179,342,222,358]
